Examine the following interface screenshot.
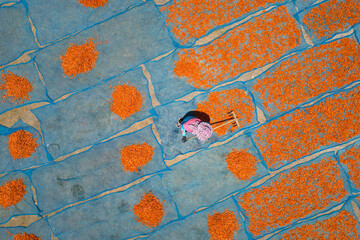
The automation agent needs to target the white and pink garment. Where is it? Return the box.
[181,117,213,141]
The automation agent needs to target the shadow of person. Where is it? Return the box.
[179,111,210,123]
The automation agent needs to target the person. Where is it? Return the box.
[177,116,213,143]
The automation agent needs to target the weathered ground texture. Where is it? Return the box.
[1,0,360,239]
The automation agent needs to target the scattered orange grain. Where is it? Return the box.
[173,6,300,89]
[255,85,360,169]
[60,38,101,78]
[0,71,33,103]
[133,192,165,228]
[208,209,240,240]
[196,89,254,136]
[78,0,108,8]
[253,37,360,115]
[120,142,154,172]
[238,159,347,236]
[0,179,27,209]
[109,83,144,120]
[225,149,258,181]
[303,0,360,39]
[282,210,359,240]
[339,145,360,188]
[13,232,41,240]
[8,130,38,160]
[161,0,286,44]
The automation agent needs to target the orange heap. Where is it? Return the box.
[173,6,300,89]
[161,0,286,44]
[303,0,360,39]
[60,37,101,78]
[0,178,27,209]
[255,85,360,169]
[238,159,347,236]
[282,210,359,239]
[120,142,154,172]
[133,192,165,228]
[253,37,360,116]
[208,209,239,240]
[109,83,144,120]
[13,232,41,240]
[0,71,33,103]
[339,145,360,188]
[225,149,258,181]
[8,130,39,160]
[196,89,254,136]
[78,0,108,8]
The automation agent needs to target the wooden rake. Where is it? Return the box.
[187,110,241,141]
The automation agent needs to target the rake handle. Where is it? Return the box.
[186,119,236,141]
[211,119,236,130]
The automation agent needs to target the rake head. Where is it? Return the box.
[228,110,241,128]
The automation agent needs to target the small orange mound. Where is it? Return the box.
[133,192,165,228]
[282,210,358,240]
[225,149,258,181]
[109,83,144,120]
[13,232,41,240]
[8,130,38,160]
[208,209,239,240]
[0,179,27,209]
[0,71,33,103]
[120,142,154,172]
[79,0,108,8]
[60,38,101,78]
[196,89,254,136]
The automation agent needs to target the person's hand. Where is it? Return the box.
[181,136,187,143]
[176,119,181,128]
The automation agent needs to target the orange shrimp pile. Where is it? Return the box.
[60,37,101,78]
[303,0,360,39]
[78,0,108,8]
[238,159,347,236]
[133,192,165,228]
[225,149,258,181]
[8,130,39,160]
[161,0,286,44]
[339,145,360,188]
[255,85,360,169]
[282,210,359,239]
[0,179,27,209]
[109,83,144,120]
[173,6,300,89]
[0,71,33,103]
[120,142,154,172]
[196,89,254,136]
[253,37,360,115]
[208,209,239,240]
[13,232,41,240]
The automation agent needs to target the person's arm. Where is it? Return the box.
[181,125,186,136]
[181,125,187,142]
